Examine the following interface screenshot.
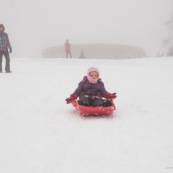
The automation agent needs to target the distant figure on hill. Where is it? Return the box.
[79,50,85,59]
[64,39,72,58]
[0,24,12,73]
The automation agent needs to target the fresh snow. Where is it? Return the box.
[0,57,173,173]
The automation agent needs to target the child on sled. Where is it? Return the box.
[66,67,116,107]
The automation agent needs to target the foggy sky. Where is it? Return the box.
[1,0,173,57]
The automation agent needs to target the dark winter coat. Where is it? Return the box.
[0,32,12,52]
[73,76,107,98]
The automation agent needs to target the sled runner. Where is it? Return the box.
[71,100,116,116]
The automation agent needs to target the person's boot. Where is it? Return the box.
[102,100,112,107]
[78,99,89,106]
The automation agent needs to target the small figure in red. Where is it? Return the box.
[64,39,72,58]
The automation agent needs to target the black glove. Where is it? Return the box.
[9,47,12,53]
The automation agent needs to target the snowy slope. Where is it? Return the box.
[0,57,173,173]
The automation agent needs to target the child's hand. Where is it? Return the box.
[65,94,77,104]
[105,92,117,99]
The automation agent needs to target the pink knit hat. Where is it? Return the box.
[87,67,100,83]
[87,67,99,76]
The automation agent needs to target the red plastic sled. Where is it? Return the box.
[71,100,116,116]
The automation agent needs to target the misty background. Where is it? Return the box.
[1,0,173,58]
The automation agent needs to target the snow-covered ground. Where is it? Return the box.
[0,57,173,173]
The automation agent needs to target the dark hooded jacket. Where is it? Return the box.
[73,76,107,98]
[0,24,12,52]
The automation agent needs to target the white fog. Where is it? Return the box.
[1,0,173,58]
[1,1,173,173]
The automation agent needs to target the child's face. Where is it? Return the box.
[89,71,99,79]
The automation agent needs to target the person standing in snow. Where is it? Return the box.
[66,67,116,107]
[64,39,72,58]
[79,50,85,59]
[0,24,12,73]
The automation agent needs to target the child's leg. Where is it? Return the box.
[78,97,91,106]
[92,98,104,107]
[102,99,112,107]
[92,98,112,107]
